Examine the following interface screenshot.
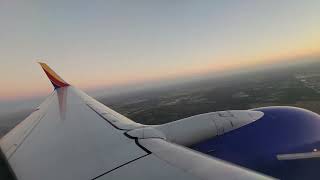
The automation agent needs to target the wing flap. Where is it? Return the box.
[139,138,274,180]
[95,154,198,180]
[97,138,275,180]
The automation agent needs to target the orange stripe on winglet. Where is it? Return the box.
[38,62,69,89]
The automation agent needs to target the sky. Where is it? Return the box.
[0,0,320,113]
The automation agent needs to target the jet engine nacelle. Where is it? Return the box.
[153,110,264,146]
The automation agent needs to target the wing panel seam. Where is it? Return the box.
[86,104,126,130]
[90,154,150,180]
[87,104,152,154]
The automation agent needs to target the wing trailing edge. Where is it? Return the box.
[38,62,69,89]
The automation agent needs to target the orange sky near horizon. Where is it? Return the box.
[1,49,319,102]
[1,0,320,102]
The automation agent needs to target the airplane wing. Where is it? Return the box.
[0,63,274,180]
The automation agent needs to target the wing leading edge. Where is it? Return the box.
[0,63,274,180]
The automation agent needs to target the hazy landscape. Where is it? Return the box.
[1,59,320,134]
[100,59,320,125]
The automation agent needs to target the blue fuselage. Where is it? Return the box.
[192,106,320,179]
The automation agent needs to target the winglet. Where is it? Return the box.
[38,62,69,89]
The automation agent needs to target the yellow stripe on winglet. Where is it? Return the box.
[38,62,69,85]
